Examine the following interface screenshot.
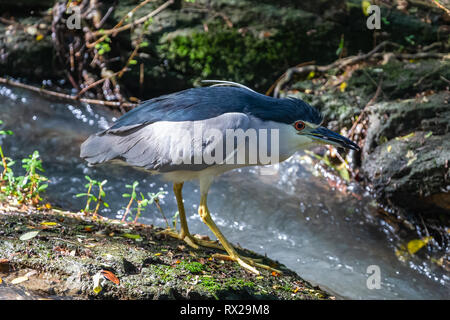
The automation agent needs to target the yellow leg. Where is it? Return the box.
[161,183,224,250]
[198,194,261,275]
[164,182,282,274]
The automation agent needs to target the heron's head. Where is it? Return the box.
[290,119,360,151]
[283,98,360,151]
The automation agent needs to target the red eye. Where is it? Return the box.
[294,121,305,131]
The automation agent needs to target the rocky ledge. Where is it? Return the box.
[0,203,333,300]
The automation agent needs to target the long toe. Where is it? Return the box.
[213,253,282,275]
[159,228,199,249]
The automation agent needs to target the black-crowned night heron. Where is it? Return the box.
[80,81,359,275]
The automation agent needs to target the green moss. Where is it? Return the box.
[156,21,340,90]
[180,261,204,274]
[224,277,255,290]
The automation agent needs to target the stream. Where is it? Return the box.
[1,85,448,299]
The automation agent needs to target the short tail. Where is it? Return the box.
[80,133,124,165]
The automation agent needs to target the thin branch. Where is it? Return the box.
[87,0,174,48]
[0,77,137,109]
[265,61,315,96]
[76,71,120,98]
[347,78,383,140]
[273,41,394,97]
[431,0,450,15]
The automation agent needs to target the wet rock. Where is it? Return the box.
[0,17,56,81]
[361,92,450,213]
[2,0,56,9]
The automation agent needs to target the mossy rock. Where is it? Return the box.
[0,207,333,300]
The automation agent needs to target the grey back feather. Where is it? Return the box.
[80,113,252,172]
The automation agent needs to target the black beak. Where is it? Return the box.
[308,126,360,151]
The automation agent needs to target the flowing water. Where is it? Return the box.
[1,85,448,299]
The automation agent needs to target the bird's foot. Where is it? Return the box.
[212,253,283,275]
[159,228,199,249]
[159,228,225,251]
[159,229,280,275]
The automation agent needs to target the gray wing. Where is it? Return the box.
[80,112,251,172]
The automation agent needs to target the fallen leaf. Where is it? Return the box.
[406,150,414,158]
[40,221,58,226]
[395,132,415,141]
[101,270,120,285]
[122,233,141,240]
[387,145,392,152]
[407,236,433,255]
[362,0,371,16]
[19,230,40,241]
[406,156,417,166]
[337,164,350,182]
[11,276,29,284]
[0,277,2,284]
[271,271,279,277]
[424,131,433,139]
[339,82,347,92]
[36,34,44,41]
[25,270,37,278]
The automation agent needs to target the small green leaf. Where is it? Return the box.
[76,193,89,197]
[122,233,141,240]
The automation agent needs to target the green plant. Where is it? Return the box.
[132,192,150,223]
[0,120,13,179]
[94,33,111,56]
[405,35,416,45]
[148,191,169,228]
[122,180,139,222]
[336,34,345,58]
[76,176,109,215]
[19,151,48,204]
[184,261,204,274]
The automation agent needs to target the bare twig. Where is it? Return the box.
[272,41,449,97]
[273,41,397,97]
[347,78,383,140]
[87,0,174,48]
[265,61,315,96]
[0,77,137,109]
[76,71,120,98]
[431,0,450,15]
